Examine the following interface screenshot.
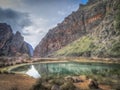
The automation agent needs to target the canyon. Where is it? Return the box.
[0,0,119,58]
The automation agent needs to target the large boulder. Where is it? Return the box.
[51,84,60,90]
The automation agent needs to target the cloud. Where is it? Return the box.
[0,0,88,48]
[22,16,54,48]
[58,11,66,16]
[20,0,82,19]
[0,7,32,33]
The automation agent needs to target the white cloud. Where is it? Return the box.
[0,0,23,10]
[0,0,85,48]
[22,15,54,48]
[58,11,66,16]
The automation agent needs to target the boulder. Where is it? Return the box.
[88,79,99,89]
[51,84,60,90]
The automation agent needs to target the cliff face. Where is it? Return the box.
[0,23,33,56]
[34,0,120,58]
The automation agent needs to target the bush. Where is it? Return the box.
[49,78,64,86]
[31,79,47,90]
[60,81,76,90]
[32,76,76,90]
[0,71,2,74]
[3,71,9,74]
[109,42,120,57]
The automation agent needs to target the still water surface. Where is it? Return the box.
[11,62,120,78]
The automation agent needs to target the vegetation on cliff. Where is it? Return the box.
[114,0,120,34]
[34,0,120,58]
[54,36,94,57]
[51,0,120,58]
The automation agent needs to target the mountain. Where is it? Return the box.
[0,23,33,57]
[34,0,120,58]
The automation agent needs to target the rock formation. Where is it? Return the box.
[34,0,120,58]
[0,23,33,56]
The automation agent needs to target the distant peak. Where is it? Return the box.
[0,23,7,25]
[0,23,12,33]
[15,31,21,36]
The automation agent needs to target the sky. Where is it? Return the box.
[0,0,88,48]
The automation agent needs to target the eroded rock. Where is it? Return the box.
[0,23,33,57]
[34,0,107,57]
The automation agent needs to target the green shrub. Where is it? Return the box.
[49,78,64,86]
[109,42,120,57]
[55,36,95,57]
[60,81,76,90]
[31,79,48,90]
[32,84,47,90]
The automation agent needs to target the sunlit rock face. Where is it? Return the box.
[0,23,33,56]
[34,0,107,57]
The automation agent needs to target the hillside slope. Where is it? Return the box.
[54,0,120,58]
[34,0,120,58]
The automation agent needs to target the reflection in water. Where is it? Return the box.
[33,63,120,77]
[11,62,120,78]
[26,65,41,78]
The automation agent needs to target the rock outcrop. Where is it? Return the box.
[0,23,33,56]
[53,0,120,58]
[34,0,120,58]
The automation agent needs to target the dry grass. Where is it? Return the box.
[0,74,36,90]
[74,80,112,90]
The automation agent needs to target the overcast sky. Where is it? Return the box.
[0,0,88,48]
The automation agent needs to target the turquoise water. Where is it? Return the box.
[11,62,120,78]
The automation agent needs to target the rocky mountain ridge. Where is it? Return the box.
[34,0,120,58]
[34,0,119,57]
[34,0,106,57]
[0,23,33,57]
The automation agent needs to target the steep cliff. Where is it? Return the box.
[34,0,120,58]
[0,23,33,56]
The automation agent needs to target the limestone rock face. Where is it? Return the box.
[34,0,108,57]
[0,23,33,56]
